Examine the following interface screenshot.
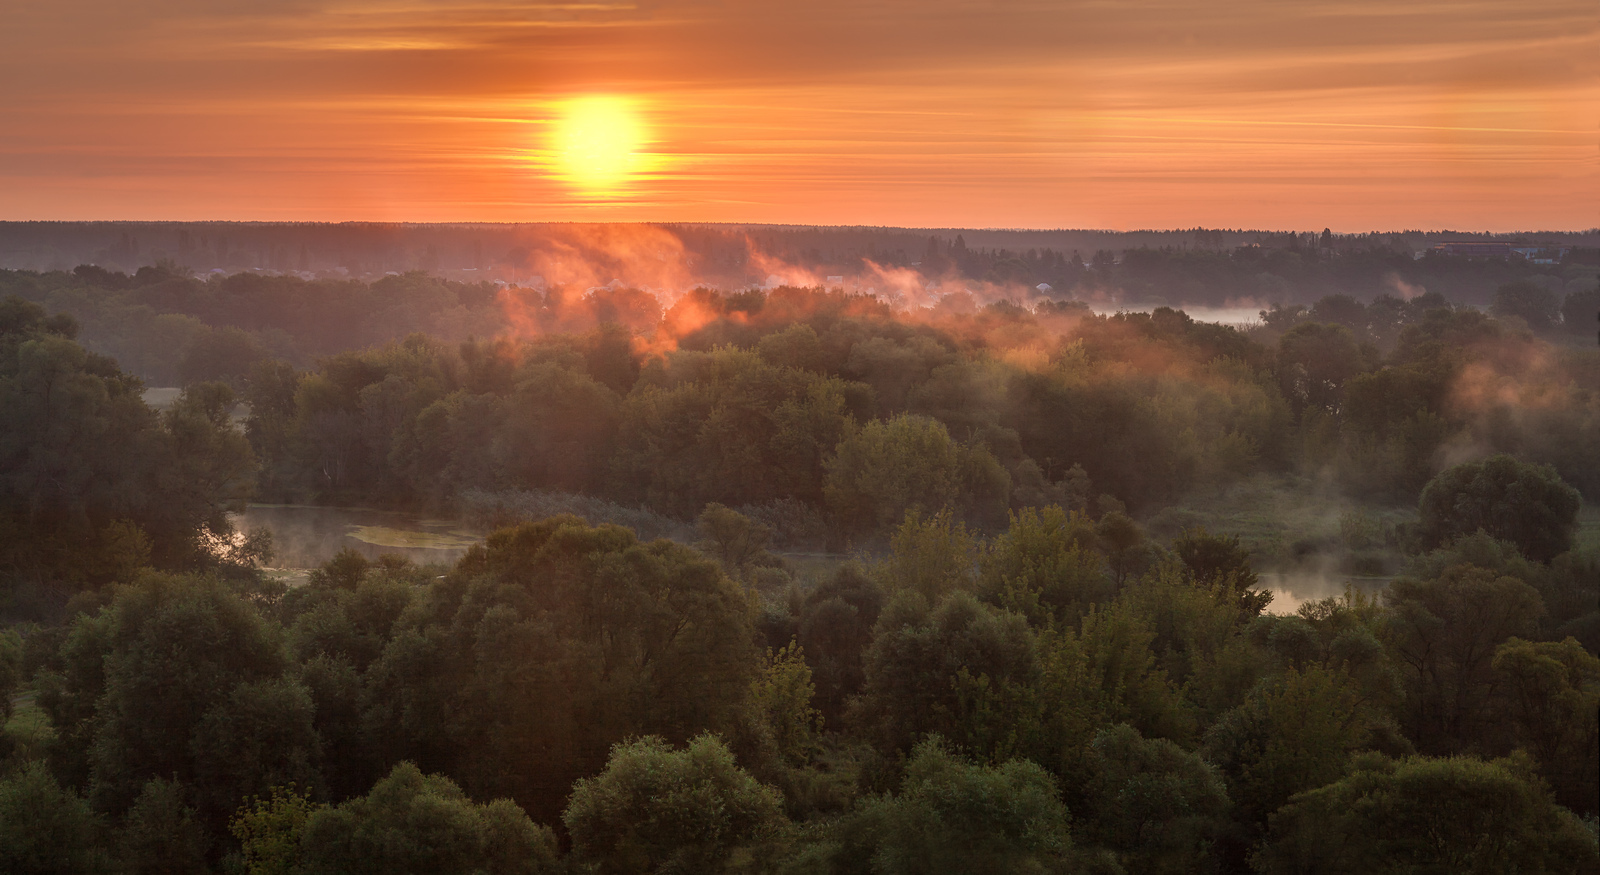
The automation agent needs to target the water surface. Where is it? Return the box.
[1260,571,1390,615]
[232,504,481,569]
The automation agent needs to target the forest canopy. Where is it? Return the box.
[0,256,1597,873]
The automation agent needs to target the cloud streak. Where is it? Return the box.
[1,0,1594,227]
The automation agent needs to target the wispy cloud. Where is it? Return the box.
[1,0,1594,227]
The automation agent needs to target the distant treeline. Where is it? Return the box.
[1,222,1595,308]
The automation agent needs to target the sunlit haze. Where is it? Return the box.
[1,0,1596,229]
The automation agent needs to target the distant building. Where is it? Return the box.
[1432,242,1569,263]
[1510,247,1570,265]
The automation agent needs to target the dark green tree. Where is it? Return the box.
[115,778,209,875]
[696,503,778,579]
[177,325,267,388]
[1417,455,1581,562]
[1276,321,1365,416]
[1,297,259,593]
[1172,527,1272,617]
[797,564,884,723]
[852,592,1040,760]
[1560,284,1599,336]
[1202,667,1369,841]
[824,414,1008,537]
[1492,637,1600,813]
[1490,279,1561,332]
[0,761,110,875]
[33,573,312,827]
[1081,724,1229,875]
[1386,564,1543,752]
[364,517,759,824]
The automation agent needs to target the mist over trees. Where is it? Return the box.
[1,245,1597,872]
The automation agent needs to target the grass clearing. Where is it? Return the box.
[1576,503,1600,553]
[5,687,55,761]
[780,552,853,589]
[1145,473,1415,568]
[346,525,481,551]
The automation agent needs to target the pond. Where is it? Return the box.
[232,504,482,570]
[1259,571,1390,615]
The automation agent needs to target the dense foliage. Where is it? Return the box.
[1,264,1597,873]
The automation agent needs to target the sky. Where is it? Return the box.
[2,0,1596,230]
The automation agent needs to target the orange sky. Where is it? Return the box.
[2,0,1595,230]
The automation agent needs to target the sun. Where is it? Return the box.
[552,96,645,195]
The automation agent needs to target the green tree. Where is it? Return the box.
[1417,455,1581,562]
[1,299,257,591]
[611,347,859,514]
[1255,753,1599,874]
[242,359,301,495]
[697,503,778,579]
[0,627,20,728]
[796,564,883,723]
[231,784,323,875]
[1386,564,1543,752]
[878,508,977,603]
[824,414,1007,537]
[1490,279,1561,332]
[1081,724,1229,875]
[32,573,311,826]
[1202,667,1369,836]
[1035,600,1194,766]
[1253,592,1404,738]
[493,361,622,493]
[300,763,559,875]
[563,734,786,874]
[1095,510,1149,586]
[853,592,1041,760]
[826,737,1073,875]
[1561,284,1599,336]
[1492,637,1600,813]
[1172,527,1271,616]
[757,322,828,372]
[1117,563,1263,722]
[979,506,1112,627]
[0,761,109,875]
[748,641,823,767]
[116,778,209,875]
[178,325,268,388]
[365,517,759,824]
[153,382,260,568]
[1401,531,1597,640]
[1277,321,1365,416]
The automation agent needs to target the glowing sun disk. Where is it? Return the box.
[553,96,644,194]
